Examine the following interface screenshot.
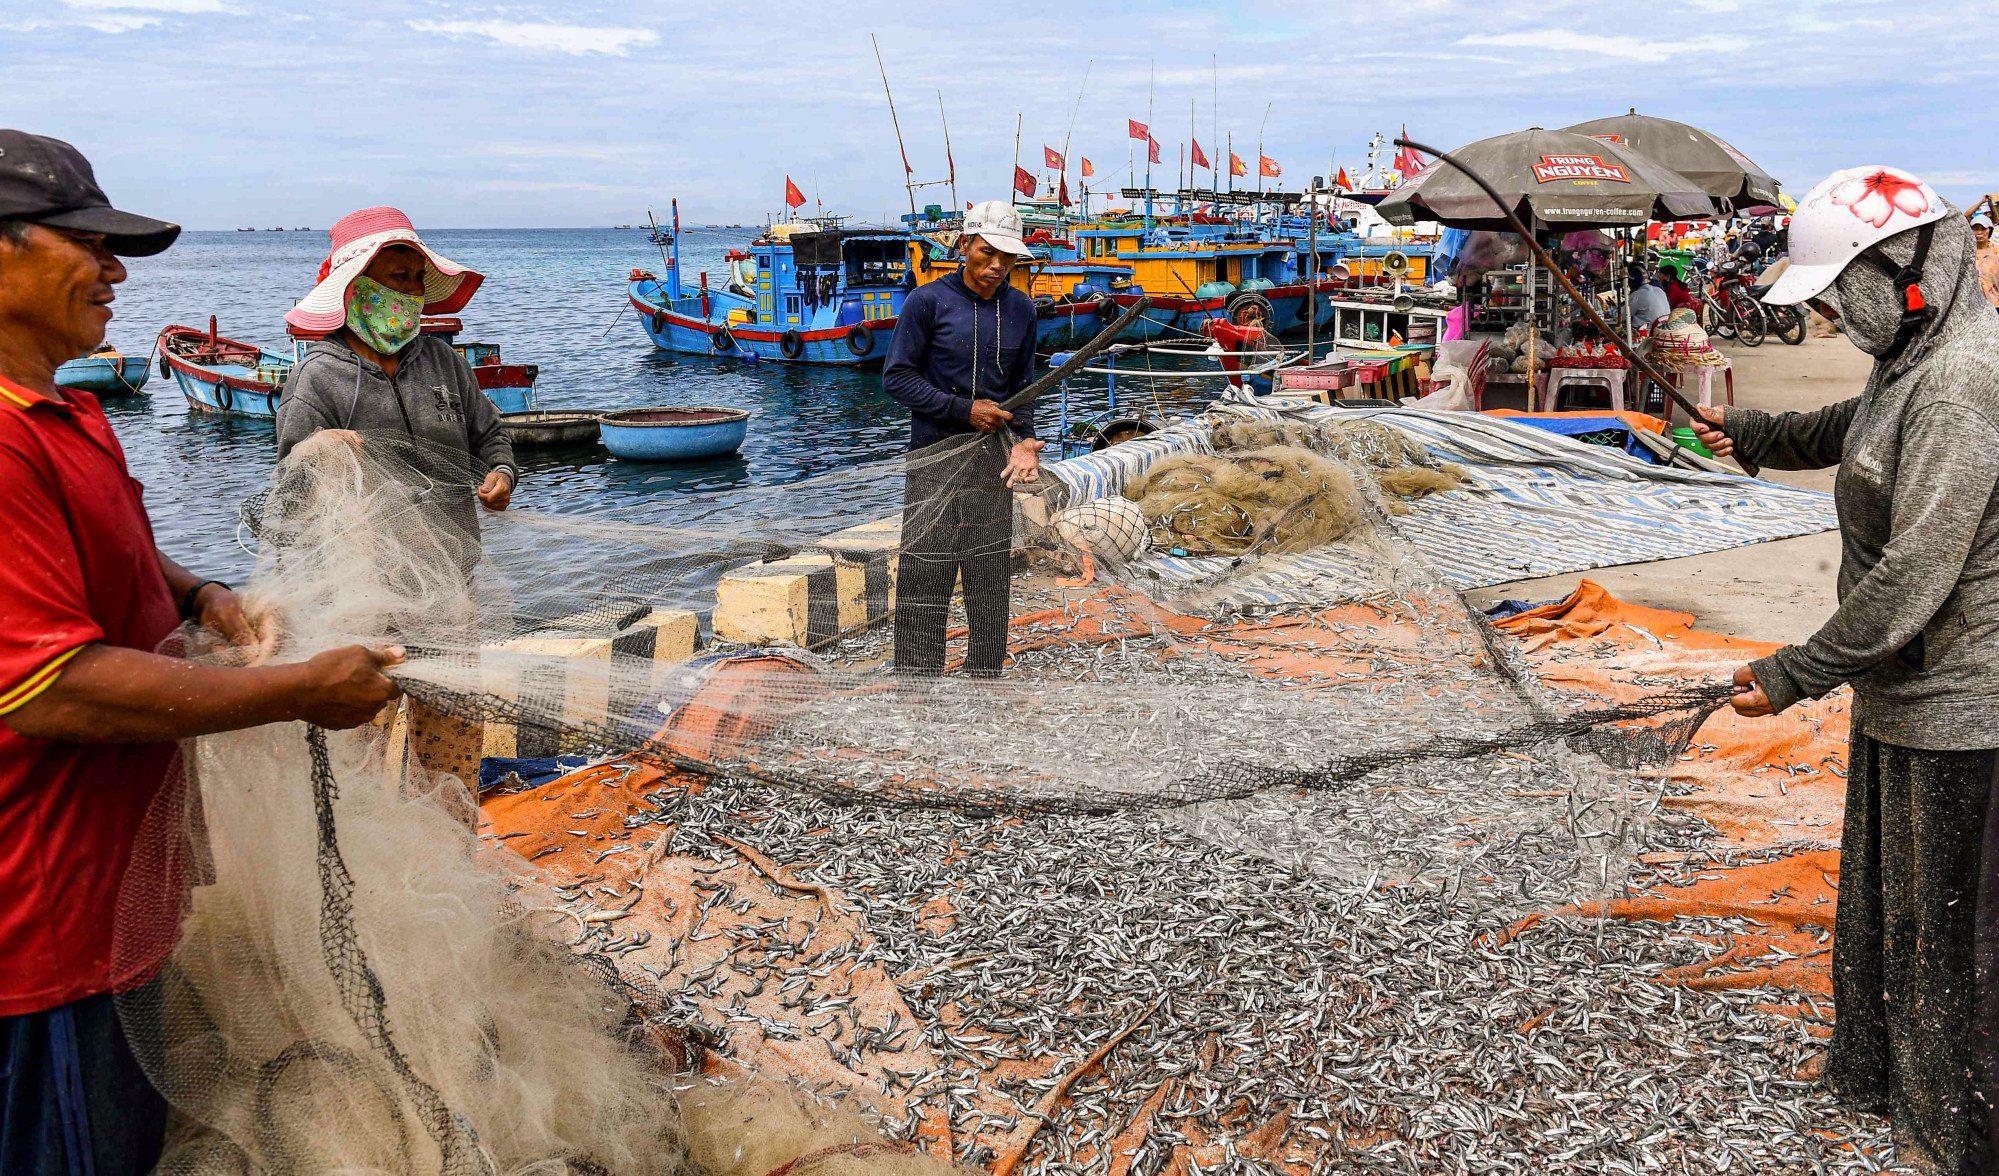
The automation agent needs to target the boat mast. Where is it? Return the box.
[1058,59,1090,233]
[1305,175,1318,359]
[937,92,958,215]
[1010,112,1023,209]
[870,34,920,224]
[1210,56,1219,199]
[667,200,683,300]
[1255,99,1272,235]
[1143,59,1155,232]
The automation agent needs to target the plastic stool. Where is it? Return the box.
[1662,361,1736,422]
[1541,367,1628,413]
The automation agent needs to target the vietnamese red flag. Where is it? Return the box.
[1395,144,1425,178]
[1259,155,1280,179]
[783,176,806,209]
[1190,138,1210,170]
[1335,166,1353,191]
[1127,119,1148,141]
[1014,166,1036,198]
[1081,157,1095,178]
[1058,176,1072,208]
[1044,146,1064,171]
[1229,153,1248,178]
[1147,136,1161,165]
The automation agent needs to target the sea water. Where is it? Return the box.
[107,227,1211,580]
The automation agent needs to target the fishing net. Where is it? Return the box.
[110,310,1734,1171]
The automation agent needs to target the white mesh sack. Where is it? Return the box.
[1052,496,1151,561]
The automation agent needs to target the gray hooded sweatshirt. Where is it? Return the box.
[275,335,515,559]
[1724,212,1999,750]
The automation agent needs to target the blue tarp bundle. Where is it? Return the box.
[478,755,589,795]
[1500,415,1660,462]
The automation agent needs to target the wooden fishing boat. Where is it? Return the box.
[418,318,540,414]
[285,316,542,414]
[501,411,601,447]
[55,347,149,396]
[158,319,288,419]
[630,201,917,366]
[598,407,750,461]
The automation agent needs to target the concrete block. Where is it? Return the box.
[612,607,700,665]
[713,553,836,646]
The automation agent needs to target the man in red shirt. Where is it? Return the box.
[0,131,404,1176]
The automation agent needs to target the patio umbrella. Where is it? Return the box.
[1563,109,1780,214]
[1377,128,1714,231]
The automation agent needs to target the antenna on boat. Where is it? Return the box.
[869,33,920,224]
[937,91,958,214]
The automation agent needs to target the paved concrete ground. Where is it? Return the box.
[1464,333,1869,645]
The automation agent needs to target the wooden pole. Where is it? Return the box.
[870,35,919,224]
[1011,112,1023,204]
[1393,135,1758,476]
[938,92,958,214]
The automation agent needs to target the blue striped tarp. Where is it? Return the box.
[1048,405,1837,608]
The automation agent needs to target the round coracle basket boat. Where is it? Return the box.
[597,406,752,461]
[500,411,603,447]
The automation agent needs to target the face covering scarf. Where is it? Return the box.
[345,273,424,354]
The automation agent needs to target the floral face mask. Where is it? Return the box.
[344,274,424,354]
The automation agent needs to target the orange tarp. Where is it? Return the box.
[1495,579,1847,1009]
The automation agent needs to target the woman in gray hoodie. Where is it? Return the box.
[275,207,515,808]
[1693,168,1999,1173]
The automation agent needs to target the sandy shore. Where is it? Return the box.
[1467,334,1867,643]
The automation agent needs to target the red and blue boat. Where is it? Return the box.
[287,317,541,414]
[159,318,288,418]
[629,201,916,366]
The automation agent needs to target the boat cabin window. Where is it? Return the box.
[845,240,910,288]
[784,294,801,322]
[759,256,771,271]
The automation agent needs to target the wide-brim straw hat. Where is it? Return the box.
[283,206,483,335]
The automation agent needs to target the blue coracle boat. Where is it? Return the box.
[157,319,288,419]
[629,200,917,366]
[598,407,751,461]
[56,348,150,396]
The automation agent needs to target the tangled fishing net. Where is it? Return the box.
[1207,412,1468,510]
[109,337,1735,1171]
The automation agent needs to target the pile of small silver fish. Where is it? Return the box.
[627,754,1893,1173]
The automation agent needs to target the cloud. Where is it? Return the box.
[63,0,225,9]
[407,19,658,56]
[50,0,225,32]
[73,13,162,31]
[1458,30,1745,63]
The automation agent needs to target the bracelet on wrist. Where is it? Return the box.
[179,579,229,622]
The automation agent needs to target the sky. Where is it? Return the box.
[3,0,1994,230]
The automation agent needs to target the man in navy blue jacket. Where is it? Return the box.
[882,200,1043,676]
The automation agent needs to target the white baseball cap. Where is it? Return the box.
[962,199,1034,257]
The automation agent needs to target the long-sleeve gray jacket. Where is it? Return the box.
[275,336,514,559]
[1724,212,1999,750]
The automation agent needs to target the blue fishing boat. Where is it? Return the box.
[629,201,917,366]
[598,407,751,461]
[55,348,149,396]
[158,319,287,419]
